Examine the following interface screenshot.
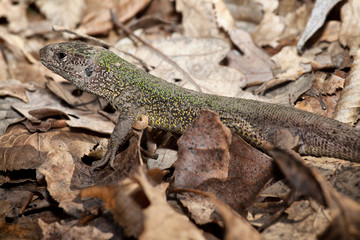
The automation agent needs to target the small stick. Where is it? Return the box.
[52,25,112,47]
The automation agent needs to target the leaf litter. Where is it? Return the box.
[0,0,359,239]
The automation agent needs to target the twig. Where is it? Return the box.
[110,10,202,92]
[128,15,178,31]
[52,25,112,47]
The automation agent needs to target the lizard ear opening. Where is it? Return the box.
[57,52,67,60]
[85,66,93,77]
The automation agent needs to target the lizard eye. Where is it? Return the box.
[85,66,93,77]
[57,52,67,60]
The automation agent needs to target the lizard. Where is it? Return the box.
[39,41,360,170]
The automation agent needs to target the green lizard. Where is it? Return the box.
[39,41,360,170]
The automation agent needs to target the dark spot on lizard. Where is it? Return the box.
[85,66,93,77]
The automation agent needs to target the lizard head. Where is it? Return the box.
[40,41,110,97]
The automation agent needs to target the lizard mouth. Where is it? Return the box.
[39,46,53,69]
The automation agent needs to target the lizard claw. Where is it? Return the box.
[91,147,117,172]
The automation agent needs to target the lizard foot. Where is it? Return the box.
[91,147,117,172]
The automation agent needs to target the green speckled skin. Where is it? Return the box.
[40,41,360,168]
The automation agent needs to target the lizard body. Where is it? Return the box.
[40,41,360,169]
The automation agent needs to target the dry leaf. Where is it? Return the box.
[38,219,113,240]
[78,0,151,35]
[81,167,205,239]
[264,131,360,240]
[271,46,313,81]
[316,20,341,43]
[12,88,115,134]
[227,29,274,86]
[174,110,232,188]
[174,110,274,214]
[251,11,285,48]
[0,0,28,33]
[36,0,86,29]
[0,80,34,103]
[135,37,245,96]
[178,194,216,225]
[81,179,145,237]
[340,0,360,55]
[252,0,309,49]
[297,0,341,53]
[0,125,49,171]
[334,42,360,125]
[213,197,264,240]
[176,0,225,39]
[136,168,206,240]
[225,0,263,24]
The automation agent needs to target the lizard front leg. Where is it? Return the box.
[91,114,135,171]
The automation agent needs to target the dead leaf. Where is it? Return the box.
[297,0,341,53]
[340,0,360,55]
[255,46,314,94]
[136,167,206,240]
[227,29,274,86]
[174,110,275,214]
[80,180,144,237]
[78,0,151,35]
[225,0,263,24]
[271,46,314,81]
[251,9,285,48]
[38,219,113,240]
[0,80,35,103]
[266,73,314,106]
[36,0,86,29]
[212,196,264,240]
[177,193,216,225]
[0,0,28,33]
[334,48,360,125]
[176,0,226,39]
[264,131,360,240]
[0,125,49,171]
[0,51,7,82]
[81,167,205,239]
[135,37,245,96]
[174,110,232,188]
[12,88,115,134]
[316,20,341,43]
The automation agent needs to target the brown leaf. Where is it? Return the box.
[212,196,264,240]
[174,110,275,214]
[340,0,360,54]
[81,167,204,239]
[71,118,146,191]
[297,0,341,52]
[227,29,274,86]
[81,179,145,237]
[0,125,48,171]
[0,80,35,103]
[78,0,151,35]
[0,0,28,32]
[36,0,85,29]
[176,0,225,38]
[334,48,360,125]
[135,167,205,240]
[38,219,113,240]
[174,110,232,188]
[264,130,360,240]
[135,37,245,97]
[12,88,115,134]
